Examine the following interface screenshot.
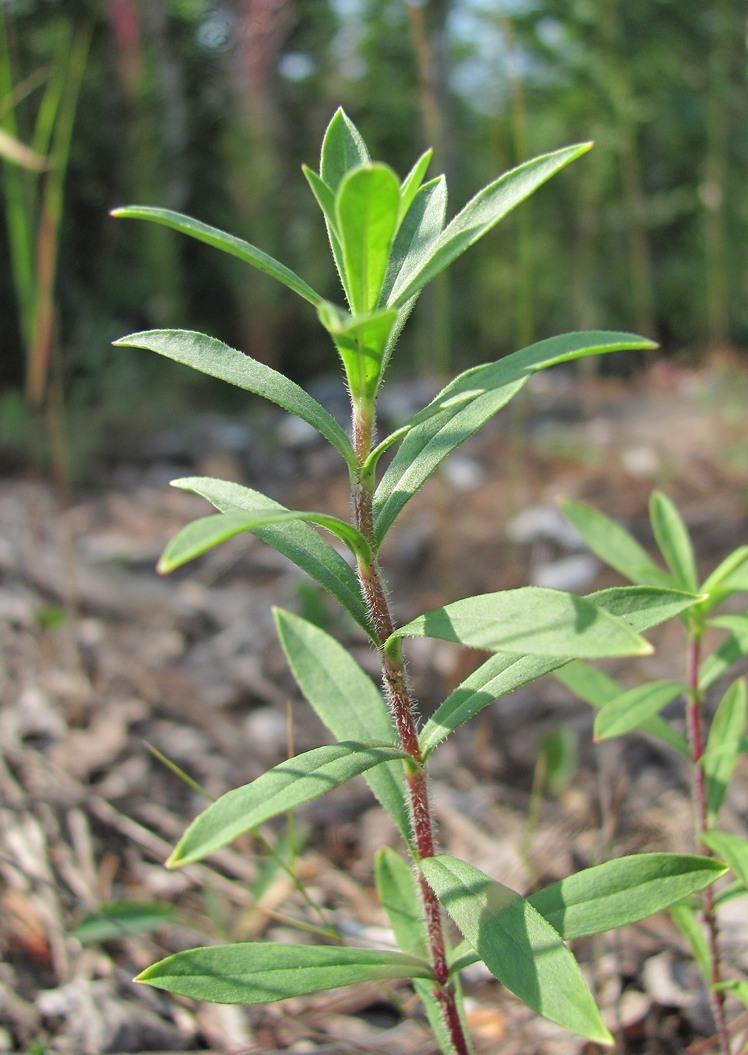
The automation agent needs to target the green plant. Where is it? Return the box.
[114,110,727,1054]
[0,15,89,407]
[558,491,748,1054]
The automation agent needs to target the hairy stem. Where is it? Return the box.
[352,405,470,1055]
[686,633,731,1055]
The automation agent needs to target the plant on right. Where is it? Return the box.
[558,491,748,1054]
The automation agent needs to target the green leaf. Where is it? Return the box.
[388,143,593,308]
[593,680,683,741]
[398,148,433,224]
[528,854,726,940]
[421,855,611,1044]
[587,585,701,633]
[374,846,474,1052]
[419,586,698,756]
[303,164,346,284]
[318,301,398,404]
[703,679,747,824]
[320,107,370,192]
[303,164,339,236]
[336,164,401,314]
[698,546,748,615]
[383,175,448,306]
[172,478,372,636]
[274,610,410,841]
[701,830,748,887]
[167,741,408,867]
[669,902,711,980]
[649,491,698,592]
[157,508,371,574]
[136,942,431,1003]
[714,979,748,1010]
[110,206,322,307]
[390,586,651,659]
[415,976,475,1055]
[374,332,655,545]
[700,614,748,690]
[72,901,176,944]
[554,661,690,755]
[375,847,429,959]
[113,330,355,467]
[559,499,668,586]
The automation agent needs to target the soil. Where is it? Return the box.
[1,356,748,1055]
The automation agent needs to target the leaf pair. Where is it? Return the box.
[422,852,725,1044]
[138,848,724,1046]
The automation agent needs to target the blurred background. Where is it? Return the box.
[1,0,746,479]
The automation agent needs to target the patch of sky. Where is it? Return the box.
[195,4,235,53]
[279,52,316,82]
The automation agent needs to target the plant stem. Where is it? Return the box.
[351,406,470,1055]
[686,633,731,1055]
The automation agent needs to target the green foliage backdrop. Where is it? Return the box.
[1,0,746,436]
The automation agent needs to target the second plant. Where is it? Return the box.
[114,110,728,1054]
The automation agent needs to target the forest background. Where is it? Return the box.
[1,0,746,478]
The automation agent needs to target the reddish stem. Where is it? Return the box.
[351,408,470,1054]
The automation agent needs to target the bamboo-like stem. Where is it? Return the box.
[351,405,470,1055]
[686,632,732,1055]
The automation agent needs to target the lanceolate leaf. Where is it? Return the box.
[593,680,683,741]
[697,546,748,617]
[421,855,611,1044]
[171,478,372,636]
[560,500,667,586]
[336,164,401,314]
[73,900,176,944]
[669,903,711,980]
[416,976,475,1055]
[167,741,408,867]
[110,206,322,307]
[419,587,698,756]
[398,148,434,224]
[390,586,651,659]
[374,380,525,546]
[388,143,592,308]
[382,176,448,305]
[528,854,726,940]
[649,491,698,593]
[700,614,748,690]
[303,164,346,283]
[554,661,690,755]
[320,107,370,192]
[113,330,355,466]
[703,678,747,825]
[274,610,410,840]
[375,847,429,959]
[157,509,371,574]
[136,942,431,1003]
[709,547,748,593]
[374,332,655,545]
[374,844,475,1055]
[701,830,748,887]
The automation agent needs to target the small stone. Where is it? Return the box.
[507,505,585,549]
[531,553,599,591]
